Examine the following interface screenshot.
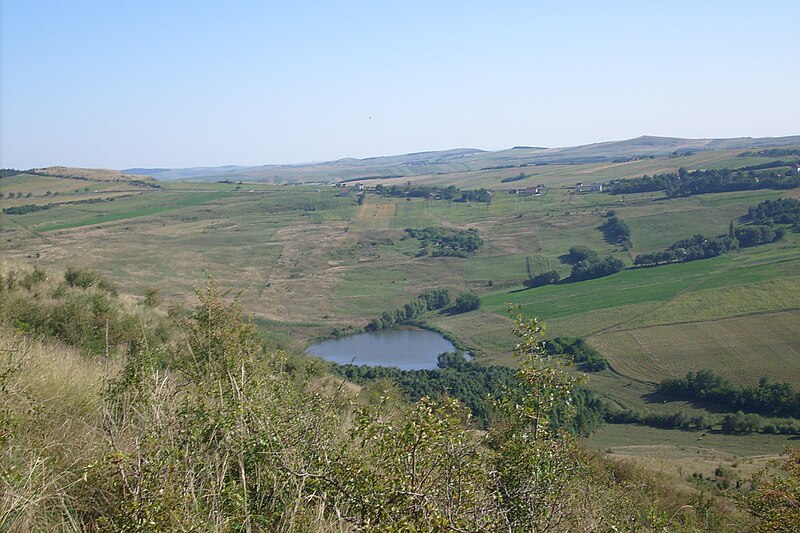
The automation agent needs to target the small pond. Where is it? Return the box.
[307,328,456,370]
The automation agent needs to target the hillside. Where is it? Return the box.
[0,264,782,530]
[3,139,800,517]
[121,135,800,184]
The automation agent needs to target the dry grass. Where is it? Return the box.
[0,329,110,531]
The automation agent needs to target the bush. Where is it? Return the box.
[567,246,598,263]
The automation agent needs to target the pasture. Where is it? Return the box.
[3,151,800,457]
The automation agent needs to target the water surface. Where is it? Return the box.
[307,328,456,370]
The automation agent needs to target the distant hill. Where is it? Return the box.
[122,135,800,184]
[32,166,156,184]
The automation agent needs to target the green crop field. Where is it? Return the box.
[590,310,800,387]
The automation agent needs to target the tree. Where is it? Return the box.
[454,292,480,313]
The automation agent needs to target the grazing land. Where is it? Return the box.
[3,138,800,463]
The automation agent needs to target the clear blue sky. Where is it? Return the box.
[2,1,798,169]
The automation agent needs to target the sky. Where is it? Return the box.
[2,1,799,169]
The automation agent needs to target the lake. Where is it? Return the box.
[307,328,456,370]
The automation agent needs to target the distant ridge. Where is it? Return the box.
[122,135,800,183]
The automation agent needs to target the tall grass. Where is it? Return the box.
[0,266,756,531]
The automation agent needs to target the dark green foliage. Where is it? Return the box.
[543,337,607,371]
[453,292,480,313]
[735,225,780,247]
[500,172,528,183]
[374,183,491,203]
[405,227,483,257]
[567,245,598,263]
[747,198,800,228]
[739,148,800,157]
[417,287,451,310]
[569,256,624,281]
[608,161,800,197]
[364,289,450,331]
[657,370,800,418]
[600,215,632,245]
[3,203,52,215]
[607,409,712,431]
[332,352,605,434]
[721,411,763,434]
[523,270,560,288]
[0,168,23,178]
[635,234,739,266]
[455,188,491,203]
[375,183,460,200]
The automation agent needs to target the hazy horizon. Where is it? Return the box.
[3,1,799,170]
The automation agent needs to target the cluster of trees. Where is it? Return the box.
[374,184,491,203]
[333,352,606,434]
[543,337,607,371]
[500,172,528,183]
[405,226,484,257]
[739,148,800,157]
[375,183,461,199]
[607,409,712,431]
[735,225,783,247]
[417,287,451,310]
[3,203,51,214]
[600,214,632,246]
[607,162,800,197]
[657,370,800,418]
[634,234,740,266]
[0,168,23,178]
[747,197,800,229]
[332,352,516,428]
[365,289,450,331]
[569,255,625,282]
[559,245,624,283]
[456,188,492,202]
[567,245,598,263]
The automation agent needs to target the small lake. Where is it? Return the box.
[307,328,456,370]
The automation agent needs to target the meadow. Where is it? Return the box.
[2,149,800,462]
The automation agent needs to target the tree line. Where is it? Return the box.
[634,234,740,266]
[608,162,800,197]
[374,184,491,203]
[657,369,800,418]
